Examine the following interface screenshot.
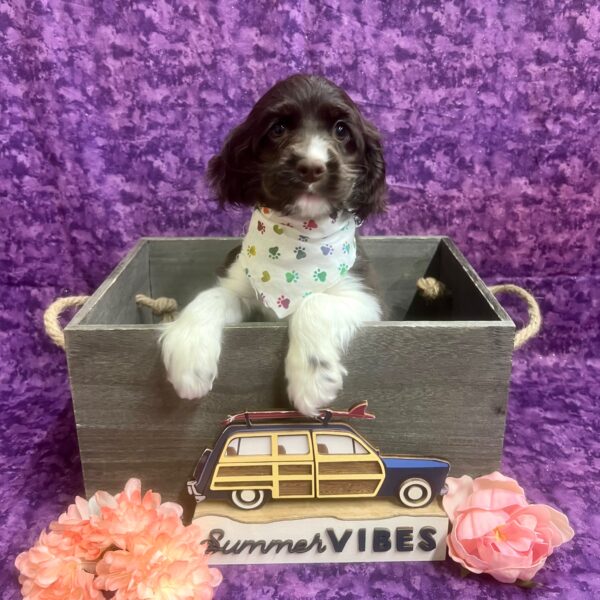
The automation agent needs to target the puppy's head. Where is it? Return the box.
[207,74,386,221]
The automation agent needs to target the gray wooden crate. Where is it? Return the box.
[65,237,514,503]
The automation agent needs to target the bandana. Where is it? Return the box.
[239,206,357,317]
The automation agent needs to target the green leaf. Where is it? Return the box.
[516,579,540,589]
[459,566,471,578]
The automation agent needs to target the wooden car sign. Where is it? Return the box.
[187,402,449,510]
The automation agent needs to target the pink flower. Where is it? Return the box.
[443,472,574,583]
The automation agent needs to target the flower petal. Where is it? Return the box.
[455,509,508,539]
[442,476,474,522]
[472,471,526,496]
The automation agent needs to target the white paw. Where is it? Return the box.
[285,344,347,416]
[159,320,220,400]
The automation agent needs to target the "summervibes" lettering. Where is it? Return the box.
[203,526,438,556]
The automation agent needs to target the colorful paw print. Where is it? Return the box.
[244,267,251,278]
[261,271,271,282]
[298,235,309,242]
[294,246,307,259]
[285,270,299,283]
[320,243,333,256]
[342,242,351,254]
[268,246,281,259]
[303,219,318,230]
[247,245,257,257]
[257,220,266,234]
[302,291,313,298]
[277,295,291,310]
[313,268,327,283]
[338,263,349,276]
[273,224,284,235]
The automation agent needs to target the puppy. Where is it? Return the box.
[160,74,387,416]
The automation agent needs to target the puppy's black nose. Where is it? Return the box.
[297,158,326,183]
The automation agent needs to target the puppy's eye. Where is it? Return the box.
[334,121,350,141]
[269,120,287,138]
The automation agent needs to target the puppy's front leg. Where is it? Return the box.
[160,260,251,400]
[285,276,382,416]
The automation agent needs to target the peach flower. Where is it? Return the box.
[96,521,221,600]
[94,478,184,551]
[443,472,574,583]
[15,532,103,600]
[48,494,111,561]
[16,479,221,600]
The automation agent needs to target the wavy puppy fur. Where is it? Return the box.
[161,74,387,415]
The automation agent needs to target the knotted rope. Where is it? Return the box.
[134,294,179,322]
[43,294,179,349]
[416,277,541,349]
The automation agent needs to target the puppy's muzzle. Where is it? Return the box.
[296,158,326,183]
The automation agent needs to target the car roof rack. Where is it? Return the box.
[222,401,376,427]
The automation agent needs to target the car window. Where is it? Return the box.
[226,436,271,457]
[277,434,309,455]
[316,434,368,455]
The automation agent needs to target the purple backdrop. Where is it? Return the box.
[1,1,598,598]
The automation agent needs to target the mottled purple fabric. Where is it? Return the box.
[1,0,599,598]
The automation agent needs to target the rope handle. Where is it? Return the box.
[488,284,542,349]
[43,294,179,349]
[46,282,541,351]
[416,277,542,350]
[43,296,90,349]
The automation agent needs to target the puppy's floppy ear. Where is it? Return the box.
[352,119,387,221]
[207,120,259,207]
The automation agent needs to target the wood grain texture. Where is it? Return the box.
[279,481,313,496]
[319,461,382,475]
[64,237,515,501]
[217,465,272,477]
[71,240,153,326]
[319,480,380,495]
[279,464,312,475]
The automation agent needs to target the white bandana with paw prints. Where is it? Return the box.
[239,206,357,317]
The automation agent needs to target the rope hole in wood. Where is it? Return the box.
[416,277,542,349]
[43,294,179,349]
[45,282,540,352]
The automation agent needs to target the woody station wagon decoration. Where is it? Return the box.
[190,403,452,565]
[188,402,450,510]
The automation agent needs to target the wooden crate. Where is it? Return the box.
[65,237,514,502]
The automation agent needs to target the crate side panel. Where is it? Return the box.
[439,239,503,320]
[77,242,152,326]
[148,238,242,309]
[360,237,441,320]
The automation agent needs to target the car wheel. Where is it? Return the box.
[231,489,266,510]
[398,478,432,508]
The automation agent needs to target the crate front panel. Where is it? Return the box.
[66,322,513,501]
